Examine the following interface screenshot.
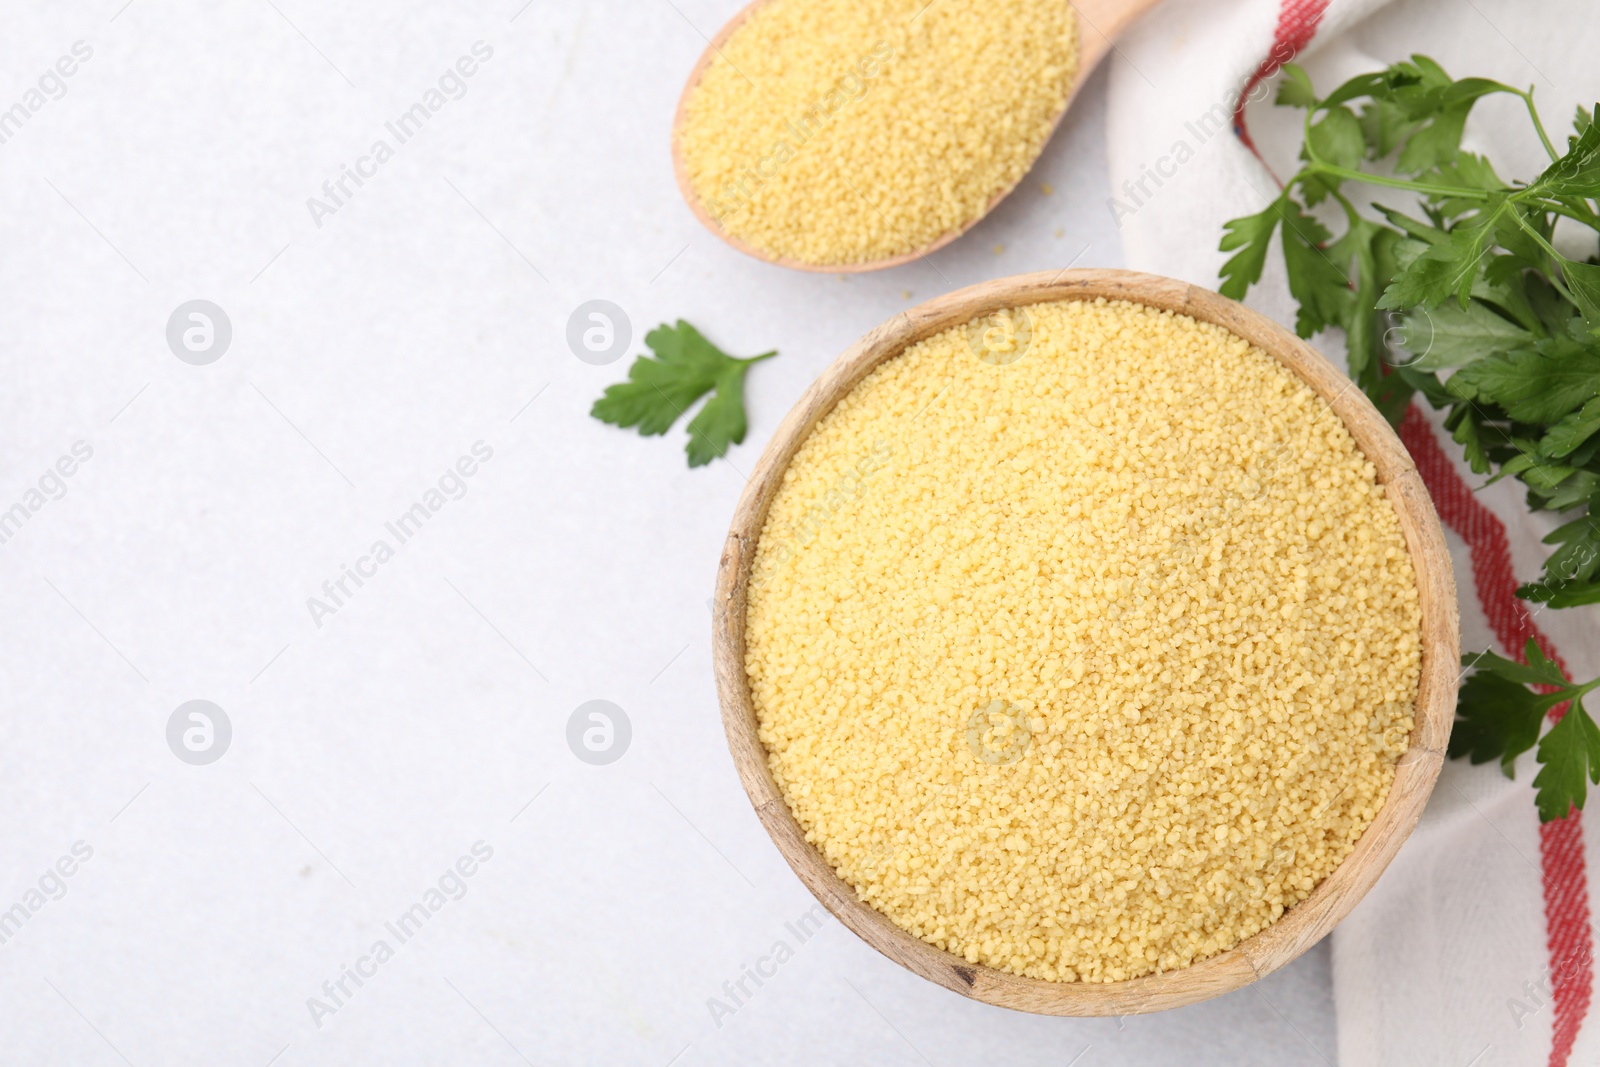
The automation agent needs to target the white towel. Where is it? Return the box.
[1104,1,1600,1063]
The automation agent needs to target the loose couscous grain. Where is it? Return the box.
[676,0,1079,266]
[744,299,1422,982]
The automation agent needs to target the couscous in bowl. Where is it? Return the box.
[712,269,1458,1015]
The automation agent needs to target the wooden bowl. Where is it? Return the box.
[670,0,1165,273]
[711,269,1459,1015]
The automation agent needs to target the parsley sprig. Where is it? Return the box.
[1219,56,1600,821]
[1452,641,1600,821]
[590,320,775,468]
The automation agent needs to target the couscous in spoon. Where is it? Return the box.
[670,0,1166,273]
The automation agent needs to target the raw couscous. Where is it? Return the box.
[743,298,1422,983]
[675,0,1079,266]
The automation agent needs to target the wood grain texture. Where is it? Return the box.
[670,0,1165,273]
[712,269,1461,1015]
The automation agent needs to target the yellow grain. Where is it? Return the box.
[744,299,1421,983]
[676,0,1079,265]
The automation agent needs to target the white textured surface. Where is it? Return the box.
[0,2,1338,1064]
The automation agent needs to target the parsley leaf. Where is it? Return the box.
[683,358,767,468]
[1521,579,1600,609]
[1302,105,1365,203]
[590,320,776,467]
[1446,336,1600,423]
[1400,300,1532,370]
[1378,211,1499,310]
[1279,200,1348,339]
[1276,64,1319,110]
[1358,97,1414,159]
[1218,196,1285,300]
[1451,641,1600,819]
[1518,513,1600,607]
[1560,259,1600,325]
[1543,395,1600,457]
[1538,108,1600,199]
[1462,641,1571,688]
[1534,707,1600,821]
[1450,668,1552,774]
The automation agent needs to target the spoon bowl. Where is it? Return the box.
[671,0,1167,272]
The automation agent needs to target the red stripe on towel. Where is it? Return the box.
[1231,0,1330,155]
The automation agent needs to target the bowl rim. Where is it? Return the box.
[711,268,1459,1015]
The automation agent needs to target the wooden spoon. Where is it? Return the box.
[671,0,1168,272]
[711,269,1460,1013]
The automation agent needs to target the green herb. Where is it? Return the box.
[590,320,775,468]
[1219,56,1600,821]
[1451,641,1600,821]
